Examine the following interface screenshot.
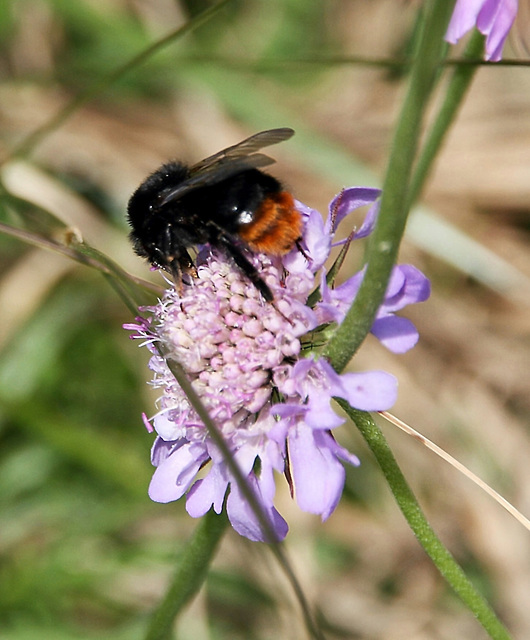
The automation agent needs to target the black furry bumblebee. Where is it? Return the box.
[127,128,302,302]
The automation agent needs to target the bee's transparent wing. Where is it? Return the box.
[158,128,294,206]
[191,128,294,172]
[158,155,274,206]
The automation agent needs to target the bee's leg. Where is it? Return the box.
[295,238,309,261]
[217,235,273,302]
[167,257,183,293]
[161,220,196,292]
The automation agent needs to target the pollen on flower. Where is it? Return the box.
[144,249,316,440]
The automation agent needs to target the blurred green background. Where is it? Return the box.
[1,1,529,638]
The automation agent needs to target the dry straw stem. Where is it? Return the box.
[379,411,530,533]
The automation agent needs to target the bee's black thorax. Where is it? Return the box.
[127,165,281,270]
[125,127,296,301]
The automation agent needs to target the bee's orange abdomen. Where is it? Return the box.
[239,192,302,255]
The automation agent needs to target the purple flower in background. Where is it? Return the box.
[446,0,518,61]
[125,187,430,542]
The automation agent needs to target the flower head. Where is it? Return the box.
[126,187,430,541]
[446,0,518,61]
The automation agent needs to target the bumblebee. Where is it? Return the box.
[127,128,302,302]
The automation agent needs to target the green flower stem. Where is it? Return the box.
[143,509,228,640]
[164,357,324,640]
[324,10,510,636]
[0,221,162,318]
[409,30,486,205]
[340,405,513,640]
[324,0,454,373]
[165,360,279,543]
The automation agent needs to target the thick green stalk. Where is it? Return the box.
[325,7,511,638]
[340,405,512,640]
[324,0,454,373]
[144,510,228,640]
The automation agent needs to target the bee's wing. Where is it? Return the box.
[158,154,275,206]
[191,128,294,173]
[158,128,294,207]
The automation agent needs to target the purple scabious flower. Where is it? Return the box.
[126,187,430,542]
[446,0,518,61]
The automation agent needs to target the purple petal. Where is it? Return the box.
[305,393,345,430]
[327,437,361,467]
[270,401,303,420]
[232,446,260,475]
[186,464,229,516]
[256,453,278,504]
[478,0,517,61]
[371,316,419,354]
[326,187,381,236]
[289,357,317,398]
[315,269,363,324]
[226,474,288,542]
[379,265,431,313]
[393,265,431,306]
[446,0,517,61]
[148,442,207,503]
[288,205,331,273]
[150,436,178,466]
[353,200,380,240]
[289,423,345,520]
[446,0,485,43]
[384,266,406,299]
[324,269,363,305]
[340,370,398,411]
[266,415,290,443]
[153,410,185,441]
